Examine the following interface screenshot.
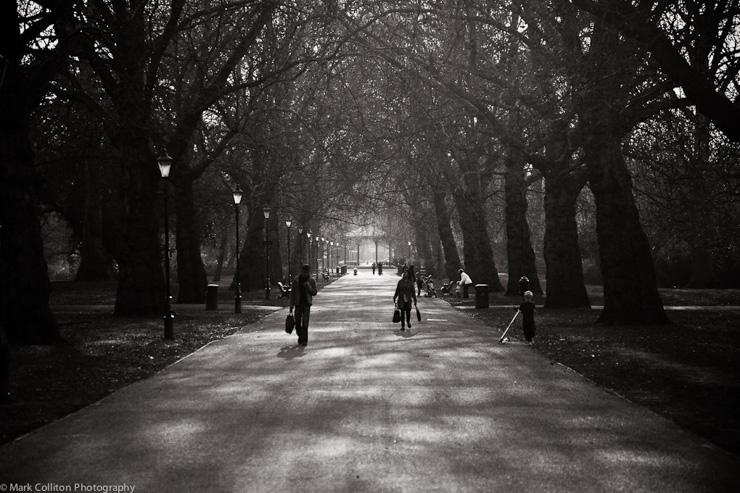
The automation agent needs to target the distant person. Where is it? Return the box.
[519,276,530,296]
[290,264,318,347]
[393,271,417,331]
[407,265,419,295]
[458,268,473,298]
[372,262,376,275]
[517,290,536,344]
[378,262,383,275]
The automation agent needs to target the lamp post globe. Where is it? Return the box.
[157,152,174,340]
[306,231,313,268]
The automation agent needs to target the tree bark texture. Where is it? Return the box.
[0,36,59,343]
[112,137,165,316]
[575,21,666,324]
[504,149,543,296]
[175,179,207,303]
[213,224,229,283]
[431,188,462,280]
[584,138,667,324]
[76,159,112,281]
[452,174,504,292]
[543,174,590,308]
[237,206,268,293]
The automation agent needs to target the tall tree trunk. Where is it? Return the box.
[504,149,543,295]
[174,178,207,303]
[452,184,504,292]
[543,173,590,308]
[238,206,267,293]
[0,57,59,343]
[431,188,462,280]
[112,137,165,316]
[269,213,283,283]
[213,224,229,283]
[76,159,111,281]
[584,138,666,324]
[687,114,718,287]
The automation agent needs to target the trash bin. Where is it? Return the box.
[336,266,340,275]
[206,283,219,311]
[475,284,489,309]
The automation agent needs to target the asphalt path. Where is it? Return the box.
[1,270,739,492]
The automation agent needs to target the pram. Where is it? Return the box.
[423,275,437,298]
[439,280,455,296]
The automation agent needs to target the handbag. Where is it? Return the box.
[285,311,295,334]
[392,305,401,323]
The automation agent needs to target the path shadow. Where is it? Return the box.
[394,328,417,338]
[276,345,306,360]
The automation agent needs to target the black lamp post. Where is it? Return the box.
[157,152,174,340]
[307,232,312,273]
[285,219,292,283]
[263,206,271,299]
[233,190,243,313]
[408,241,412,259]
[297,226,304,264]
[321,237,325,272]
[329,241,333,275]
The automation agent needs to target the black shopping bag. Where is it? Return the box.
[285,312,295,334]
[392,307,401,323]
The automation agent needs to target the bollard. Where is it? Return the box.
[475,284,489,309]
[205,283,219,311]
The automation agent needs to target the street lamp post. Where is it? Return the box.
[408,241,412,259]
[233,190,243,313]
[157,152,174,340]
[263,206,271,299]
[375,239,378,266]
[285,219,292,283]
[298,226,304,264]
[321,237,325,273]
[330,241,333,275]
[307,232,312,274]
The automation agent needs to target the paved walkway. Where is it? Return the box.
[2,272,739,492]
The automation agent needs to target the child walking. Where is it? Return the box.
[518,290,536,343]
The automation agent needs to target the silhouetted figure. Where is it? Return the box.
[517,290,536,343]
[519,276,531,296]
[393,271,417,330]
[290,264,318,346]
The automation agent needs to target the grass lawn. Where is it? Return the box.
[0,277,332,444]
[447,286,740,455]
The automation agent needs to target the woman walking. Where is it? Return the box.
[290,264,318,346]
[393,271,417,330]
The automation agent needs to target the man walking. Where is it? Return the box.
[290,264,318,346]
